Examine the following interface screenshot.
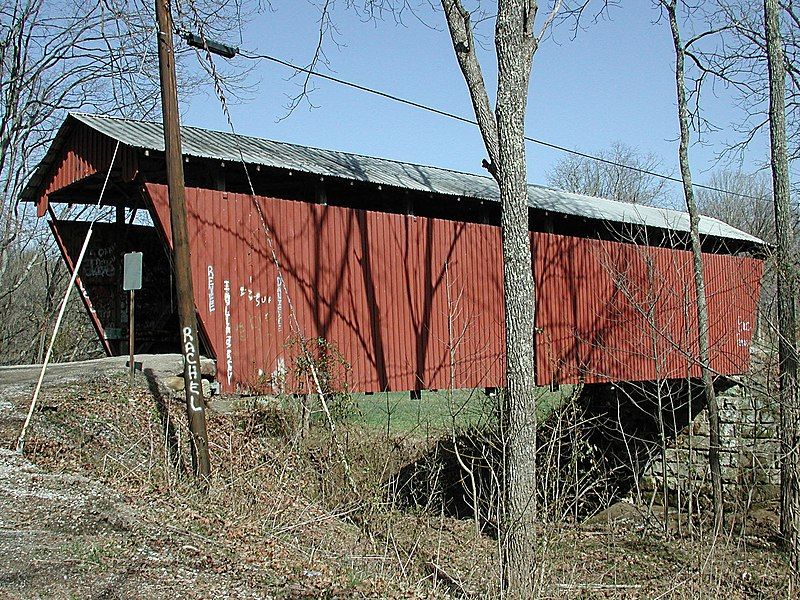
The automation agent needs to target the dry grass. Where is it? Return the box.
[0,371,791,599]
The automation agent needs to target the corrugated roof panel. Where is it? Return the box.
[67,112,763,246]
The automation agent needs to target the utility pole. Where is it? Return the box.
[155,0,211,479]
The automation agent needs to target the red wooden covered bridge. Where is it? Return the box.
[22,113,765,394]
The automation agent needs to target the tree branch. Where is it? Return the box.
[440,0,499,178]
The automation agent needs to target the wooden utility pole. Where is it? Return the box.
[155,0,211,479]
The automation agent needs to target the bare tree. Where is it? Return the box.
[292,2,612,592]
[765,0,800,588]
[690,0,800,164]
[660,0,725,533]
[0,0,156,363]
[546,142,668,205]
[696,170,777,242]
[0,0,252,365]
[437,2,546,592]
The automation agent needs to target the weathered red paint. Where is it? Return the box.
[533,233,763,384]
[145,184,506,392]
[142,183,762,393]
[35,126,137,217]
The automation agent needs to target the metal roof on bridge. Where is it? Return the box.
[26,112,764,246]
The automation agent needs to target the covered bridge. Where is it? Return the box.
[23,113,765,394]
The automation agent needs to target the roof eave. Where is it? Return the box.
[18,114,83,205]
[25,113,768,250]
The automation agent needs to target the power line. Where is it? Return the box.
[240,49,762,201]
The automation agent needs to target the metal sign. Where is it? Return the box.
[123,252,143,291]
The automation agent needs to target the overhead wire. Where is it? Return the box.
[238,49,764,202]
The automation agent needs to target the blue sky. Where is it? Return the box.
[182,2,779,204]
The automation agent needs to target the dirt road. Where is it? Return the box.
[0,354,217,404]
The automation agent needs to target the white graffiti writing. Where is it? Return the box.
[276,275,283,333]
[182,327,203,413]
[83,255,114,278]
[78,281,95,313]
[207,265,216,313]
[224,280,233,386]
[239,285,267,307]
[272,357,286,395]
[82,246,115,278]
[736,316,752,348]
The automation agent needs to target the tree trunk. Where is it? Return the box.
[664,0,724,533]
[440,1,540,595]
[496,2,539,594]
[764,0,800,588]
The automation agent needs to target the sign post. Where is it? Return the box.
[123,252,143,379]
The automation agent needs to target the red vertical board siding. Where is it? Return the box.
[143,183,761,393]
[705,253,763,373]
[533,232,762,385]
[36,126,136,217]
